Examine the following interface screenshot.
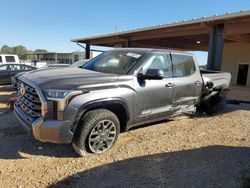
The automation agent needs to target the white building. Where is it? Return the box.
[24,51,102,64]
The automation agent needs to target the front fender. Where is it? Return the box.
[68,97,130,134]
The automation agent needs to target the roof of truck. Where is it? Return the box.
[109,48,193,55]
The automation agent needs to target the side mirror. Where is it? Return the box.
[138,69,164,80]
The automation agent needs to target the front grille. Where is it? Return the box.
[16,81,42,122]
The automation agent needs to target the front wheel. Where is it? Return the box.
[72,109,120,156]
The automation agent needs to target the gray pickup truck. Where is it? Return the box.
[14,48,231,156]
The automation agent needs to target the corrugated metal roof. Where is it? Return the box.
[71,10,250,43]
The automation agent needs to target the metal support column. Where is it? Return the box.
[207,24,224,71]
[85,43,90,59]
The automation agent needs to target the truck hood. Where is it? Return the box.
[20,67,119,90]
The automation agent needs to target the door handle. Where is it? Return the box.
[165,83,175,88]
[195,81,202,86]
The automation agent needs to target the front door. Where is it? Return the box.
[133,53,174,123]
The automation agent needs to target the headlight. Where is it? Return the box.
[45,90,71,99]
[45,90,85,120]
[45,90,84,101]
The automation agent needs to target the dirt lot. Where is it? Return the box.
[0,85,250,188]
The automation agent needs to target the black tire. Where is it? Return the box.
[205,97,226,115]
[72,109,120,156]
[197,95,226,115]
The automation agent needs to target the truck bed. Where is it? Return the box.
[200,69,231,90]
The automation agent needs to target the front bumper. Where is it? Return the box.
[14,105,73,144]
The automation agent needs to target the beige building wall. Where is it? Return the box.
[221,42,250,87]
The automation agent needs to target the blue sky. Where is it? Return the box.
[1,0,250,64]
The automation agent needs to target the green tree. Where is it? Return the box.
[13,45,28,56]
[1,45,13,54]
[34,49,48,53]
[0,45,49,56]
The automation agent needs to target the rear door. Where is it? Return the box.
[133,52,174,123]
[171,53,203,112]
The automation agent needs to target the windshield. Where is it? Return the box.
[70,60,89,67]
[83,51,144,74]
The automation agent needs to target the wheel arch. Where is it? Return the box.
[71,98,130,139]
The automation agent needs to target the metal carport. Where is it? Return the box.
[72,11,250,71]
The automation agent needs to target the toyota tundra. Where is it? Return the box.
[14,48,231,156]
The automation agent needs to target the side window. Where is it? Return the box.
[10,65,21,71]
[25,66,32,70]
[0,56,2,63]
[142,54,172,78]
[172,54,195,77]
[0,65,8,71]
[6,56,16,62]
[21,65,31,70]
[20,65,26,70]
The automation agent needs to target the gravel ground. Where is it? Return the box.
[0,86,250,188]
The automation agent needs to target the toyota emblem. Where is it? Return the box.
[20,83,26,96]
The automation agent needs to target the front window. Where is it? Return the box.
[142,54,172,78]
[83,51,144,74]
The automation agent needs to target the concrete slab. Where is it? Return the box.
[227,85,250,102]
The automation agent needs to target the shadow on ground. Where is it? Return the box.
[0,85,15,92]
[0,118,77,159]
[186,102,250,120]
[0,85,16,111]
[49,146,250,188]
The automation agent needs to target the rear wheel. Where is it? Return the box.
[205,96,226,115]
[197,94,226,115]
[72,109,120,156]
